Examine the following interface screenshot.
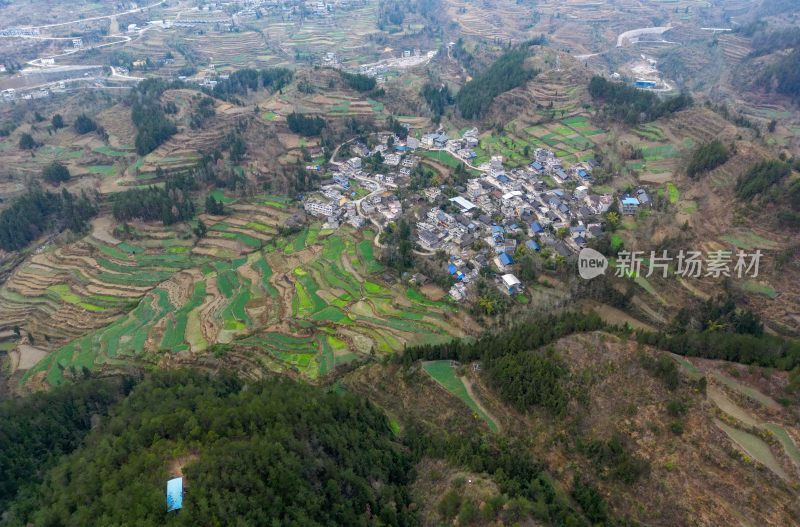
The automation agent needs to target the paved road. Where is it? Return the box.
[12,0,166,30]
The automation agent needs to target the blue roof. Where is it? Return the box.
[622,197,639,206]
[526,240,540,251]
[531,221,544,233]
[497,175,509,183]
[498,252,513,266]
[448,263,457,274]
[491,225,504,233]
[167,477,184,512]
[395,145,409,152]
[578,169,590,179]
[530,161,543,170]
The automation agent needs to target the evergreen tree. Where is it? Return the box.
[18,133,36,150]
[42,162,70,185]
[73,114,97,134]
[51,114,65,130]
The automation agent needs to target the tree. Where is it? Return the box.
[194,219,208,238]
[205,194,225,215]
[74,114,97,134]
[51,114,65,130]
[286,112,326,136]
[18,133,36,150]
[478,296,496,315]
[605,211,621,231]
[768,119,777,133]
[42,162,70,185]
[686,140,729,178]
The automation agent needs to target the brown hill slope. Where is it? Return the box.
[345,331,800,526]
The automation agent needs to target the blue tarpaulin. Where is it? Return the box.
[167,477,183,512]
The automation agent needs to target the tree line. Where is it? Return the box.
[456,48,538,119]
[0,186,96,251]
[111,173,196,225]
[338,71,377,92]
[130,78,181,155]
[420,82,453,119]
[211,67,293,99]
[735,158,795,200]
[588,76,693,124]
[0,378,130,512]
[287,112,326,136]
[686,140,729,178]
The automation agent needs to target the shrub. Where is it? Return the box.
[73,114,97,134]
[42,162,70,185]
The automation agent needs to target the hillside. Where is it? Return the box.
[345,331,800,526]
[0,371,417,527]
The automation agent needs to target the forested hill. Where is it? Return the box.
[1,372,415,527]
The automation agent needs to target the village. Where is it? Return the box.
[304,126,652,303]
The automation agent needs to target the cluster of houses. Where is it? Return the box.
[302,125,650,304]
[421,128,480,162]
[304,133,422,229]
[415,135,628,301]
[357,49,436,82]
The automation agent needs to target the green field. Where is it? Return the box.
[417,149,462,169]
[19,205,460,386]
[716,420,787,480]
[739,281,778,299]
[422,361,499,432]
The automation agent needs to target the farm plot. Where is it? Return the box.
[422,360,499,432]
[510,116,605,166]
[16,202,465,387]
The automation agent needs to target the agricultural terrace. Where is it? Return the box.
[474,115,606,169]
[15,194,466,387]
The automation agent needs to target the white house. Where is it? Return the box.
[501,274,522,295]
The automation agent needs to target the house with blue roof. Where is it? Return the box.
[497,174,510,184]
[620,196,640,215]
[526,239,540,251]
[530,221,544,234]
[494,251,514,270]
[530,161,544,172]
[447,263,457,275]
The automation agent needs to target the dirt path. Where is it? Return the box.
[461,376,502,433]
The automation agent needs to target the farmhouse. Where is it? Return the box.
[449,196,476,212]
[500,274,522,295]
[620,196,640,215]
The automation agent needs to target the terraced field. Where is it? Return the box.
[477,114,604,168]
[8,194,465,387]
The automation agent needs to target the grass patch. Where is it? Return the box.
[666,182,679,204]
[422,361,499,432]
[739,281,778,299]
